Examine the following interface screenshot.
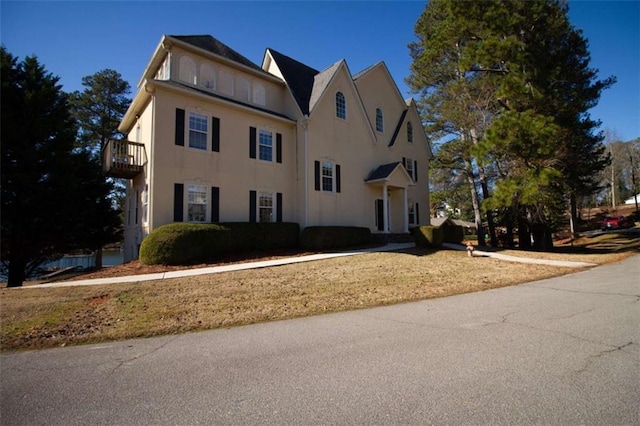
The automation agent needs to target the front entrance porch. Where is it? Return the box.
[365,162,415,234]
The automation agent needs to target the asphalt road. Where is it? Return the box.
[2,255,639,425]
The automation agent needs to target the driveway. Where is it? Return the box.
[1,255,638,425]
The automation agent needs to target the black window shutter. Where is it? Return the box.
[415,203,420,225]
[249,190,257,222]
[211,186,220,222]
[249,127,257,159]
[402,157,406,169]
[336,164,341,193]
[276,133,282,163]
[174,183,184,222]
[314,161,320,191]
[276,192,283,222]
[414,160,418,182]
[175,109,185,146]
[212,117,220,152]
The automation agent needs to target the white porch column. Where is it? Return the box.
[402,187,409,233]
[382,183,389,234]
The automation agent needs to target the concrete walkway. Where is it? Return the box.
[442,243,597,268]
[26,243,417,289]
[23,242,596,289]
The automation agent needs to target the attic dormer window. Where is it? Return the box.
[199,63,216,90]
[179,56,197,85]
[336,92,346,119]
[376,108,384,132]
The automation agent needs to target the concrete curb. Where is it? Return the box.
[442,243,597,268]
[24,243,416,289]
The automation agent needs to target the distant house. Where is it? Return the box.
[430,217,476,234]
[624,194,639,205]
[106,35,433,262]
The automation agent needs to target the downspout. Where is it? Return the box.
[302,115,309,227]
[145,82,155,234]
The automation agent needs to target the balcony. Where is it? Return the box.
[103,139,146,179]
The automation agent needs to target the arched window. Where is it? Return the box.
[336,92,346,119]
[178,56,197,85]
[376,108,384,132]
[199,63,216,90]
[236,76,250,102]
[219,69,233,96]
[407,122,413,143]
[253,82,266,106]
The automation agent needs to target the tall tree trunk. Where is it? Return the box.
[517,209,531,250]
[7,247,25,287]
[464,159,485,246]
[569,192,578,235]
[469,129,498,247]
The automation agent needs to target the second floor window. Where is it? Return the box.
[189,112,208,150]
[405,157,414,180]
[259,130,273,161]
[336,92,346,119]
[376,108,384,132]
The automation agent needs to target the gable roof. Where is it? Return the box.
[170,35,262,71]
[309,60,343,113]
[387,109,408,147]
[365,162,415,186]
[266,49,319,115]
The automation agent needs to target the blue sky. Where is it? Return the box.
[2,1,638,141]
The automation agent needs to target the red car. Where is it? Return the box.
[601,215,631,231]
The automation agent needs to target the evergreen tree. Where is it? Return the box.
[69,69,131,267]
[409,0,614,250]
[1,47,121,287]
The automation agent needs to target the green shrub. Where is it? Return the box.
[414,226,444,248]
[441,224,464,244]
[139,222,300,265]
[301,226,371,250]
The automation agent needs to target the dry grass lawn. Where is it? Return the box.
[2,246,635,352]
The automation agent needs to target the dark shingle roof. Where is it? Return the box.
[170,35,262,71]
[365,162,402,181]
[267,49,319,115]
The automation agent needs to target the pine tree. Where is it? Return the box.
[1,47,122,287]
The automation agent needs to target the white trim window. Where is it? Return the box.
[189,112,208,150]
[336,92,346,119]
[187,184,207,222]
[259,192,274,223]
[376,108,384,132]
[322,161,334,192]
[259,129,273,162]
[179,56,197,85]
[142,184,149,224]
[237,76,250,102]
[219,69,234,96]
[405,157,414,180]
[199,63,216,90]
[253,82,266,106]
[156,55,170,80]
[408,199,416,225]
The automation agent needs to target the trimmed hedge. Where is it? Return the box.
[139,222,300,265]
[301,226,371,250]
[441,224,465,244]
[414,226,444,248]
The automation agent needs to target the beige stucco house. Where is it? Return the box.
[107,35,432,261]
